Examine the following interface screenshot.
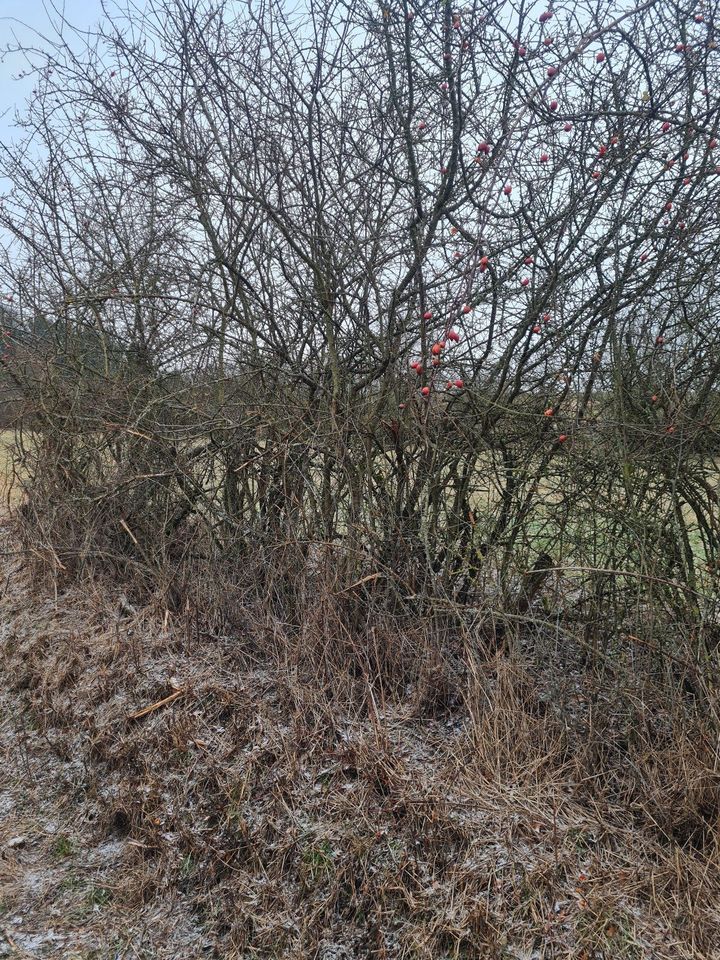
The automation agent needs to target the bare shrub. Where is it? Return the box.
[2,0,720,884]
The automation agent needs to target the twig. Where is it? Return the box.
[336,572,383,593]
[128,688,185,721]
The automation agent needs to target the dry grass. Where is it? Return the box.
[2,524,720,958]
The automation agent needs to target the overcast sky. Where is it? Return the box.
[0,1,123,148]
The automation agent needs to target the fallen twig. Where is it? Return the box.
[128,688,185,721]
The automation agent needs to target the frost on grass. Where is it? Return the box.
[1,534,719,959]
